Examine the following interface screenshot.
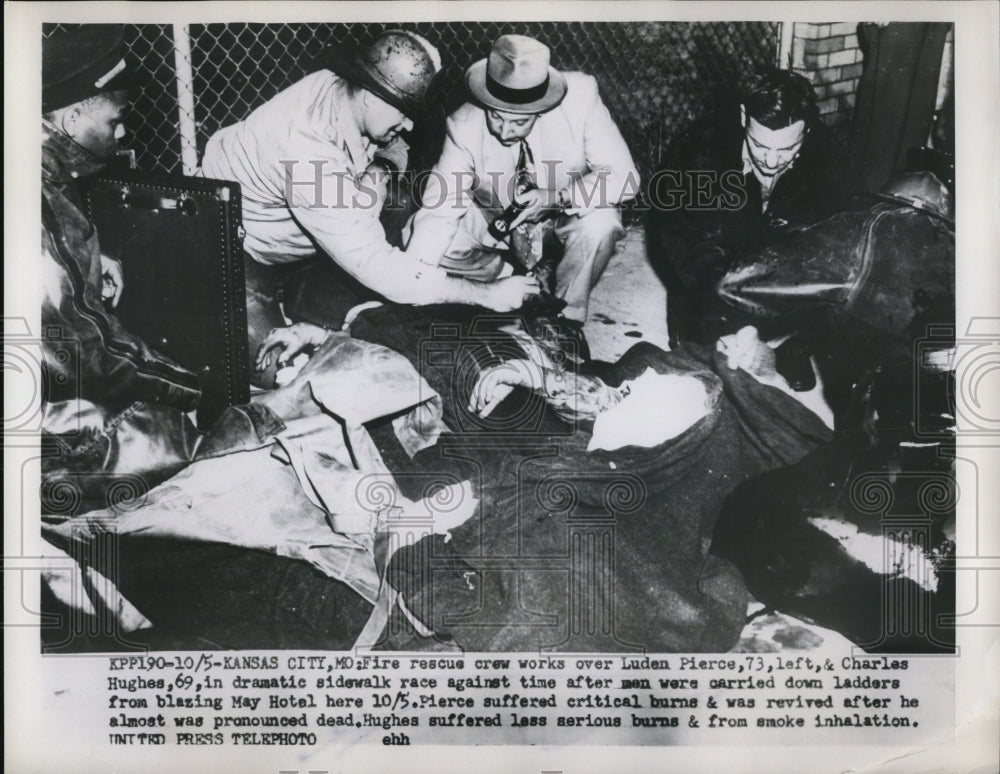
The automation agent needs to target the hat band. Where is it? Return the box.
[486,73,550,105]
[94,58,126,88]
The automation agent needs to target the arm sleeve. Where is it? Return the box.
[649,196,731,293]
[565,75,641,211]
[646,128,739,294]
[40,221,200,411]
[286,147,464,306]
[403,116,479,265]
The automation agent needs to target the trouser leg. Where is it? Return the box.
[551,208,625,322]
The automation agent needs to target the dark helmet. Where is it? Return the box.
[324,30,441,120]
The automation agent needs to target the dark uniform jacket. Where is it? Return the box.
[40,121,200,510]
[41,120,201,409]
[648,110,856,345]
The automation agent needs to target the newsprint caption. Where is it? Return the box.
[69,650,949,746]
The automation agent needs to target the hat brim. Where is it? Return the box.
[42,58,139,113]
[465,59,567,114]
[101,67,138,96]
[320,45,430,121]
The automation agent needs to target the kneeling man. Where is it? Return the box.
[406,34,639,323]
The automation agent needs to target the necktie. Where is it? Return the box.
[515,140,536,196]
[509,140,545,270]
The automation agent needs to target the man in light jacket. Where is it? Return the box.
[405,34,640,323]
[201,30,540,378]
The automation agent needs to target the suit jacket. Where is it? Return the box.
[406,72,639,263]
[648,110,857,345]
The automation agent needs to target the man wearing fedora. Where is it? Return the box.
[201,30,540,380]
[405,34,639,324]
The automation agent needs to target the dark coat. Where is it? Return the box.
[648,111,857,345]
[710,193,956,653]
[40,121,201,513]
[351,305,832,652]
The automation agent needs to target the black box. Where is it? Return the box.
[85,171,249,428]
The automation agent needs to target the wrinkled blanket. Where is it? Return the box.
[353,305,833,652]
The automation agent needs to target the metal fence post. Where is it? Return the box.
[778,20,795,69]
[172,23,199,175]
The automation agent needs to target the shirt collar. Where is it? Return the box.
[41,118,107,185]
[327,75,373,171]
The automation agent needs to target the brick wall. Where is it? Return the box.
[791,22,864,132]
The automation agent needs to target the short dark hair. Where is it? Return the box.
[743,69,819,129]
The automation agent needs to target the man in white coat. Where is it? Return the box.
[406,34,640,323]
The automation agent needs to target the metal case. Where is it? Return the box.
[85,171,249,428]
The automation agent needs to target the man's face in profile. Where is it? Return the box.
[69,90,130,161]
[360,91,414,146]
[742,113,807,179]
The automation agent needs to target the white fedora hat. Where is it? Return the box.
[465,35,567,114]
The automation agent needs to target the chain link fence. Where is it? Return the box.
[45,22,780,191]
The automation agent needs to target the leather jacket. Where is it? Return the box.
[41,121,202,511]
[41,120,201,411]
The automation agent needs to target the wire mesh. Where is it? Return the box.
[44,23,181,175]
[44,22,780,185]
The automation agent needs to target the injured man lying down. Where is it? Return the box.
[43,302,833,654]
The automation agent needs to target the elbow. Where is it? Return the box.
[378,272,441,306]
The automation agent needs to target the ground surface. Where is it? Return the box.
[583,224,670,362]
[580,225,855,653]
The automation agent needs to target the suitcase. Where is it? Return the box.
[84,171,249,429]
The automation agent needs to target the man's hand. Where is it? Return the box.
[717,326,833,429]
[254,322,330,372]
[717,326,779,379]
[468,359,543,417]
[100,254,124,307]
[482,275,541,312]
[509,188,559,229]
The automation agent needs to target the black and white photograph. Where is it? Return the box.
[5,2,999,772]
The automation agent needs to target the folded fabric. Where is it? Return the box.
[45,334,462,608]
